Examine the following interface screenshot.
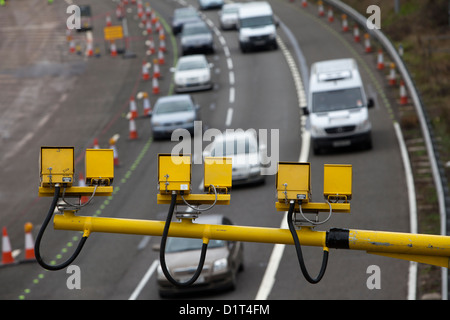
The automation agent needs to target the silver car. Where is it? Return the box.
[171,7,202,35]
[181,20,215,55]
[171,54,213,93]
[155,215,244,297]
[204,130,266,185]
[150,95,200,139]
[219,3,241,30]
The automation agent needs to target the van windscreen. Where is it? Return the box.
[312,87,364,113]
[240,15,272,28]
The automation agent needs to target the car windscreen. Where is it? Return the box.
[312,87,364,113]
[154,100,193,114]
[175,9,197,18]
[178,59,206,71]
[182,24,209,35]
[165,237,226,253]
[211,136,257,156]
[240,15,273,28]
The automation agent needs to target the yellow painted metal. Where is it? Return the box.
[323,164,352,201]
[203,157,232,192]
[38,186,113,197]
[275,201,350,213]
[85,149,114,186]
[53,212,326,247]
[158,154,191,194]
[348,229,450,258]
[156,193,230,205]
[40,147,74,187]
[276,162,311,202]
[52,213,450,268]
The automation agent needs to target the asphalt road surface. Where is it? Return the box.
[0,0,411,301]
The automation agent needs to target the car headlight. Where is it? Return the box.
[240,34,249,42]
[213,258,228,273]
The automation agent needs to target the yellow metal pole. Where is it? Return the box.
[53,212,450,268]
[53,211,327,247]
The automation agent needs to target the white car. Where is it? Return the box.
[204,130,266,185]
[219,3,241,30]
[171,54,213,93]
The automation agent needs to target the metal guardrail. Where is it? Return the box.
[322,0,450,300]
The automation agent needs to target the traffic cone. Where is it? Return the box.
[78,173,89,205]
[146,20,152,34]
[377,49,384,70]
[327,7,334,23]
[388,63,397,86]
[151,11,157,25]
[159,28,165,41]
[399,81,408,105]
[24,223,35,261]
[142,61,150,81]
[155,19,162,32]
[152,77,160,95]
[106,14,112,27]
[69,39,76,53]
[341,14,349,32]
[145,3,152,17]
[142,92,152,116]
[159,38,166,54]
[318,1,324,17]
[128,114,138,140]
[353,25,360,43]
[147,37,156,55]
[153,59,160,79]
[129,97,139,119]
[364,33,372,53]
[110,41,118,57]
[93,138,100,149]
[301,0,307,8]
[109,136,120,166]
[158,49,165,65]
[86,41,94,57]
[2,227,15,265]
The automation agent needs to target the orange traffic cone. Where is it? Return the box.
[364,33,372,53]
[146,20,152,34]
[129,97,138,119]
[399,81,408,105]
[327,7,334,23]
[78,173,89,205]
[341,14,349,32]
[129,115,138,140]
[142,92,152,116]
[301,0,307,8]
[142,61,150,81]
[69,39,76,53]
[153,59,160,78]
[147,37,155,55]
[158,49,165,65]
[388,63,397,86]
[318,1,324,16]
[152,77,160,95]
[93,138,100,149]
[353,25,360,43]
[377,49,384,70]
[2,227,15,265]
[109,136,120,166]
[24,223,35,261]
[86,41,94,57]
[159,39,166,54]
[106,14,112,27]
[110,40,118,57]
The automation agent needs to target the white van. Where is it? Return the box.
[306,58,374,154]
[237,1,278,53]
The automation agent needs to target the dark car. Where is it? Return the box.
[171,7,202,35]
[155,215,244,297]
[181,20,215,55]
[150,94,201,139]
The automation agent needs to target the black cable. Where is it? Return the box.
[287,200,329,284]
[159,192,208,287]
[35,185,88,271]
